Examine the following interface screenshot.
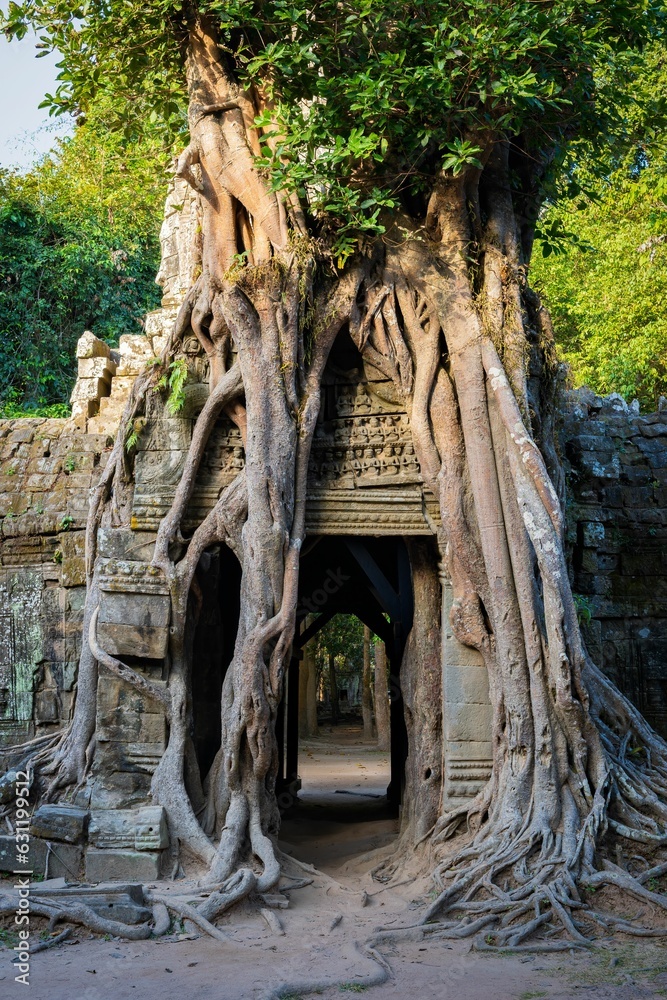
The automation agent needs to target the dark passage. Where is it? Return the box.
[191,544,241,778]
[277,536,414,870]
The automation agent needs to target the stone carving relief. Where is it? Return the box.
[308,383,422,489]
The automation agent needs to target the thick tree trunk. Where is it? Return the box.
[374,642,390,753]
[362,626,374,741]
[9,17,667,950]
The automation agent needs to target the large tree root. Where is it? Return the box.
[265,941,392,1000]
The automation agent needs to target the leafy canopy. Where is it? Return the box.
[3,0,665,257]
[532,43,667,408]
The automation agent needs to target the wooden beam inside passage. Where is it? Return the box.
[294,603,339,648]
[344,539,401,620]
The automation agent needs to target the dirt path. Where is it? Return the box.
[3,724,667,999]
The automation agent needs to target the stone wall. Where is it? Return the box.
[0,417,109,746]
[562,389,667,736]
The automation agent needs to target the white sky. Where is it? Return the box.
[0,28,74,171]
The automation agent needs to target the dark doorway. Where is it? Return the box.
[191,544,241,779]
[275,536,414,814]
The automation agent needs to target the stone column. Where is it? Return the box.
[439,563,493,811]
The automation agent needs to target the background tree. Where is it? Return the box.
[362,625,374,741]
[314,613,367,724]
[4,0,667,947]
[0,96,169,414]
[531,43,667,409]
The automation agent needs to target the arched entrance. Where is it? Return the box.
[275,535,414,814]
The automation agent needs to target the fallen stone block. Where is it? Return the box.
[85,848,161,882]
[36,883,151,923]
[0,834,47,873]
[30,804,89,844]
[43,842,84,881]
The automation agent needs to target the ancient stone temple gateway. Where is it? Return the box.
[1,181,666,881]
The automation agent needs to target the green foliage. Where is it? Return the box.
[0,96,166,412]
[315,614,366,673]
[313,614,381,696]
[3,2,667,400]
[125,426,140,453]
[532,44,667,409]
[3,0,664,263]
[247,0,665,259]
[58,514,74,530]
[156,359,189,415]
[573,593,594,625]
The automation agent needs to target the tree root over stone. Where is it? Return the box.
[4,15,667,960]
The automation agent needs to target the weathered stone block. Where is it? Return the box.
[61,556,86,588]
[36,884,150,923]
[30,804,89,843]
[96,621,169,660]
[580,549,598,574]
[34,689,59,723]
[97,527,157,561]
[444,664,489,706]
[89,806,168,851]
[43,842,84,880]
[108,376,138,396]
[99,590,170,628]
[9,427,35,444]
[0,833,47,873]
[135,807,169,850]
[445,740,494,760]
[443,632,484,668]
[582,521,605,547]
[76,331,112,359]
[444,702,493,743]
[70,377,110,403]
[57,531,85,560]
[85,847,160,882]
[77,357,117,381]
[117,335,154,376]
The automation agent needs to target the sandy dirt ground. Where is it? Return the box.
[3,723,667,999]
